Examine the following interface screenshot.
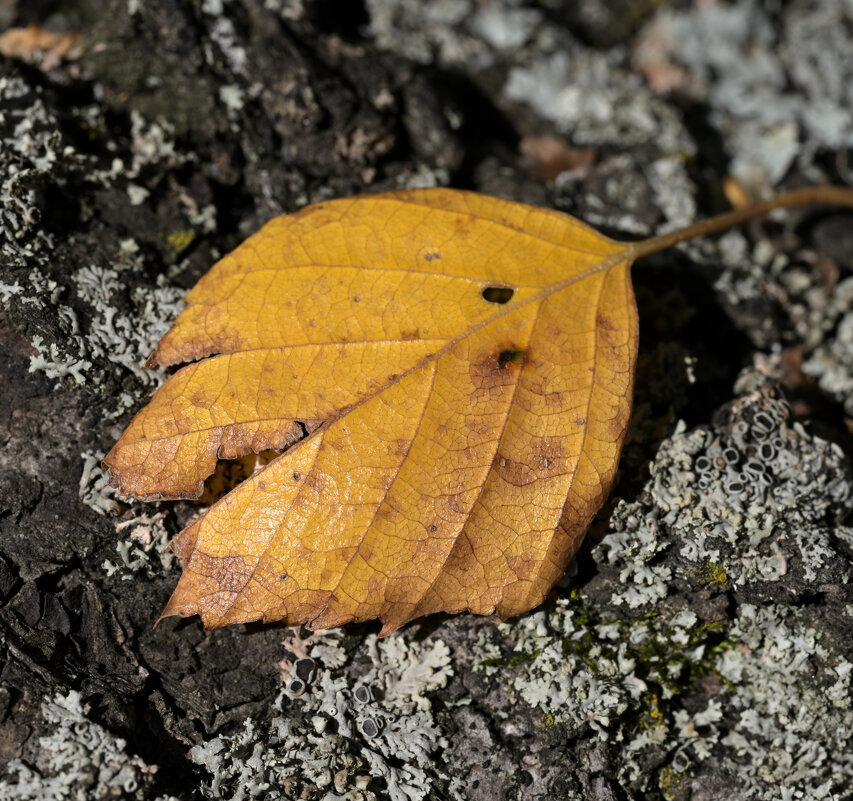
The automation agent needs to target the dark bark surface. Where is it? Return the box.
[1,2,852,800]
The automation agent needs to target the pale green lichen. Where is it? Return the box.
[79,449,123,516]
[702,604,852,798]
[645,374,852,587]
[192,634,452,801]
[29,334,92,386]
[0,74,199,408]
[77,448,179,578]
[103,510,176,578]
[635,0,853,195]
[0,691,173,801]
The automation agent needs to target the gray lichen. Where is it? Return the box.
[682,225,853,421]
[0,71,194,411]
[366,0,503,69]
[0,76,89,268]
[191,633,452,801]
[634,0,853,195]
[103,510,176,579]
[503,48,692,159]
[0,691,170,801]
[632,371,852,588]
[709,604,853,799]
[366,0,695,163]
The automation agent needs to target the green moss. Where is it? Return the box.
[689,561,729,588]
[165,229,196,258]
[639,692,664,730]
[658,765,688,801]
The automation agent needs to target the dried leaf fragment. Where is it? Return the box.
[0,25,82,69]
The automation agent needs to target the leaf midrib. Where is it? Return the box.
[176,243,636,597]
[203,242,631,626]
[139,247,635,451]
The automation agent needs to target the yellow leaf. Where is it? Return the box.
[103,185,853,634]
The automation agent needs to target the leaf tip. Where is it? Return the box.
[377,619,404,638]
[100,448,130,497]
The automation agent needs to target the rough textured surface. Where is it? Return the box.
[1,1,851,800]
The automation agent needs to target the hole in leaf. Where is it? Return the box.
[482,285,514,304]
[199,449,283,503]
[498,349,524,369]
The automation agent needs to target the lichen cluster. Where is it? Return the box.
[0,691,169,801]
[191,633,452,801]
[0,74,186,406]
[637,372,852,587]
[635,0,853,194]
[0,76,87,268]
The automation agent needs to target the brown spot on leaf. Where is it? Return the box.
[492,453,527,485]
[391,438,410,458]
[188,552,254,595]
[454,216,475,237]
[305,471,324,493]
[469,346,523,402]
[367,575,385,597]
[506,553,534,580]
[445,491,466,517]
[444,531,475,572]
[168,523,199,559]
[465,417,490,438]
[493,437,564,485]
[498,348,525,369]
[216,420,303,461]
[605,409,629,443]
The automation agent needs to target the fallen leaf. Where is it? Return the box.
[722,176,753,210]
[104,185,853,634]
[0,25,82,69]
[519,135,596,181]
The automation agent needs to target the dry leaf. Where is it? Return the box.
[104,185,853,634]
[0,25,82,69]
[723,176,754,210]
[519,135,596,181]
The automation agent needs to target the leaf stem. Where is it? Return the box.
[628,185,853,261]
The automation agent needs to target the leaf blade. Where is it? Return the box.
[107,189,638,631]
